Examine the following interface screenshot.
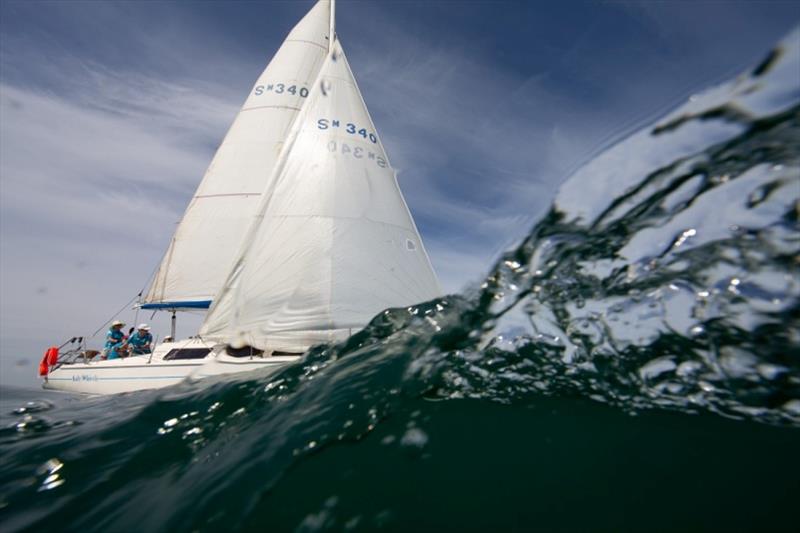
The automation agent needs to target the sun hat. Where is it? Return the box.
[111,320,125,327]
[137,323,151,331]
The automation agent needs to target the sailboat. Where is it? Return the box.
[41,0,441,395]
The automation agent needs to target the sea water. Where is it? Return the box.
[1,31,798,533]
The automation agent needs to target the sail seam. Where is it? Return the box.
[258,214,416,233]
[285,38,327,51]
[241,105,302,112]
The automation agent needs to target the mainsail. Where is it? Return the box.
[200,38,442,351]
[143,1,333,309]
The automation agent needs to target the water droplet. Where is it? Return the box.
[757,364,788,380]
[782,399,800,415]
[727,277,741,294]
[699,381,716,393]
[38,478,64,492]
[690,324,706,336]
[13,401,53,415]
[676,361,703,377]
[38,458,63,475]
[748,186,768,205]
[37,458,65,492]
[400,428,428,449]
[672,228,697,248]
[638,357,677,381]
[345,515,362,530]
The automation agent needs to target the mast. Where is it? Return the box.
[329,0,336,52]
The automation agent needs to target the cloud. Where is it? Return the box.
[0,62,240,380]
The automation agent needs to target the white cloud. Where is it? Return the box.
[0,62,241,385]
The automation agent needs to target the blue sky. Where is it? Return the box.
[1,0,797,387]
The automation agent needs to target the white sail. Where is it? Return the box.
[200,40,442,351]
[143,1,333,308]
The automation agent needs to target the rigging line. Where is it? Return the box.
[90,292,142,339]
[136,254,163,304]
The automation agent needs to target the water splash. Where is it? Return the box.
[372,29,800,426]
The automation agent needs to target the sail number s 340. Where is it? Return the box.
[317,119,378,144]
[254,83,309,97]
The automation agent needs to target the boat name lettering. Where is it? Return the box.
[317,119,378,143]
[327,141,387,168]
[72,374,99,382]
[254,83,309,98]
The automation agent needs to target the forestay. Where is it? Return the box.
[200,40,442,351]
[143,1,333,307]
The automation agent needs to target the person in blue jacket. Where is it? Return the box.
[104,320,127,360]
[128,324,153,355]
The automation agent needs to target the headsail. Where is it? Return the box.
[143,1,334,309]
[200,39,442,351]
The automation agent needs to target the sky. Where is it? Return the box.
[1,0,798,388]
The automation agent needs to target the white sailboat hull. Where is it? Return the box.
[43,358,204,395]
[42,340,300,395]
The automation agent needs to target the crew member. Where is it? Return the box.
[104,320,126,360]
[128,324,153,355]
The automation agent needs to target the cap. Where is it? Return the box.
[137,323,151,331]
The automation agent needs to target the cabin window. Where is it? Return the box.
[226,346,264,358]
[163,348,211,360]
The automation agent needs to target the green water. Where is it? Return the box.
[261,398,798,532]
